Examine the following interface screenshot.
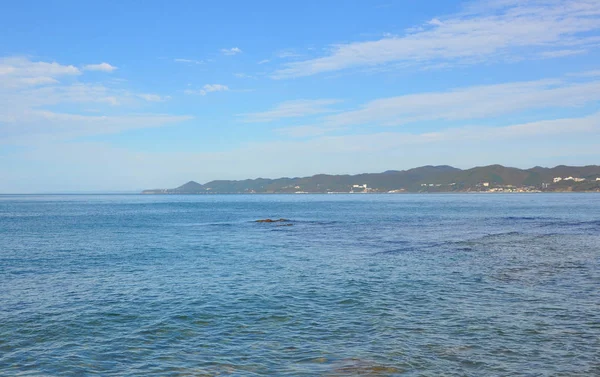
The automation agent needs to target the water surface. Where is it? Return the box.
[1,194,599,376]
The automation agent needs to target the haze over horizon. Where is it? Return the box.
[2,0,600,193]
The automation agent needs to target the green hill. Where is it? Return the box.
[142,165,600,194]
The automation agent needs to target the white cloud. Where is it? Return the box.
[428,18,443,26]
[539,49,587,58]
[569,69,600,77]
[0,56,80,88]
[221,47,242,56]
[275,125,331,138]
[273,0,600,78]
[184,84,230,96]
[240,99,341,123]
[259,113,600,158]
[83,62,118,72]
[278,75,600,135]
[276,49,301,59]
[0,56,188,144]
[258,59,270,64]
[0,110,192,145]
[174,58,203,65]
[138,93,169,102]
[0,57,80,77]
[3,82,128,108]
[18,77,59,86]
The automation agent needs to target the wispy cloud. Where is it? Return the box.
[258,59,270,65]
[174,58,203,65]
[277,74,600,136]
[221,47,242,56]
[276,49,301,59]
[0,56,189,144]
[1,111,192,145]
[273,0,600,78]
[0,56,80,88]
[83,62,118,72]
[269,113,600,155]
[184,84,230,96]
[569,69,600,77]
[275,125,332,138]
[539,49,588,58]
[240,99,341,123]
[138,93,170,102]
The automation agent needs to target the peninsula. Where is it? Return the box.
[142,164,600,194]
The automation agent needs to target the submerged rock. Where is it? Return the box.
[327,358,403,376]
[255,218,289,223]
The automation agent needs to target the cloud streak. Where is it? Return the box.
[240,99,341,123]
[138,93,169,102]
[184,84,230,96]
[276,74,600,136]
[0,111,192,145]
[221,47,242,56]
[273,0,600,78]
[174,58,203,65]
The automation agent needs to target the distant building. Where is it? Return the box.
[553,177,562,183]
[574,178,586,182]
[352,184,367,189]
[597,178,600,181]
[564,176,574,181]
[482,182,490,187]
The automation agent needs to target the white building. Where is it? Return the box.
[482,182,490,187]
[596,178,600,181]
[553,177,562,183]
[564,176,574,181]
[574,178,586,182]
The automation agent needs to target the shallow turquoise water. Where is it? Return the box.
[1,194,599,376]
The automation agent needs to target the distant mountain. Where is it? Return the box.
[141,165,600,194]
[173,181,204,193]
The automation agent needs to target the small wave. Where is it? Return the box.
[375,247,419,255]
[454,247,473,252]
[539,219,600,229]
[503,216,544,221]
[293,220,341,226]
[207,222,235,227]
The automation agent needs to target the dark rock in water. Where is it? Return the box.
[276,223,293,227]
[255,218,289,223]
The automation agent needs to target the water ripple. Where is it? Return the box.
[1,194,599,376]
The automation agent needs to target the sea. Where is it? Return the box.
[1,193,599,376]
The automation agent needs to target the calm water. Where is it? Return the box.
[1,194,599,376]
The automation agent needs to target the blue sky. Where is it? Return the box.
[1,0,600,192]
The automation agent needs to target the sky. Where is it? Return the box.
[1,0,600,192]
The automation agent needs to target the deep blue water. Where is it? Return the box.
[1,194,599,376]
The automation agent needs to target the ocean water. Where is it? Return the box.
[1,193,599,376]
